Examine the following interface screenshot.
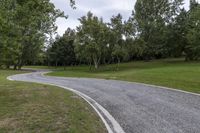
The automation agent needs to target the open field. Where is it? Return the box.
[0,70,106,132]
[41,58,200,94]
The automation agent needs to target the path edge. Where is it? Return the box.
[7,74,125,133]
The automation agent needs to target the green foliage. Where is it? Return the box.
[75,12,110,69]
[167,9,188,57]
[190,0,199,9]
[185,5,200,60]
[0,0,65,69]
[2,0,200,70]
[125,38,146,59]
[111,45,129,63]
[135,0,184,59]
[109,14,129,63]
[47,28,76,67]
[46,0,200,69]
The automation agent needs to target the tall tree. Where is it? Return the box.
[135,0,184,59]
[185,2,200,60]
[0,0,65,69]
[123,12,146,60]
[167,8,188,57]
[109,14,129,64]
[47,28,76,67]
[75,12,109,69]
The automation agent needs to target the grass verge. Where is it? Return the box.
[45,58,200,94]
[0,70,106,133]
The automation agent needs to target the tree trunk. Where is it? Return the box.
[63,63,66,70]
[93,57,101,70]
[94,61,98,69]
[17,58,23,70]
[89,61,92,71]
[6,65,10,69]
[116,57,120,71]
[18,65,22,70]
[47,60,50,68]
[55,60,58,68]
[93,57,98,70]
[14,65,17,70]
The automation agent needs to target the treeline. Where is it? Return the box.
[1,0,200,69]
[46,0,200,69]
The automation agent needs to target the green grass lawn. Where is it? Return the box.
[45,58,200,94]
[0,70,106,133]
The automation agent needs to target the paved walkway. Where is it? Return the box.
[8,71,200,133]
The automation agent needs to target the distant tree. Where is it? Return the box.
[123,12,146,60]
[75,12,109,69]
[109,14,129,64]
[167,9,188,57]
[47,28,76,68]
[125,38,146,60]
[124,12,137,39]
[111,45,128,69]
[135,0,184,59]
[185,3,200,60]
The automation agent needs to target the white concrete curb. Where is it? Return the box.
[7,74,125,133]
[8,70,200,133]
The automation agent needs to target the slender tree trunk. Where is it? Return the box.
[17,57,23,70]
[94,59,98,69]
[63,63,66,70]
[93,57,101,70]
[6,65,10,69]
[103,58,106,65]
[47,59,50,68]
[14,65,17,70]
[185,56,189,61]
[94,61,98,69]
[55,60,58,68]
[89,61,92,71]
[117,57,120,71]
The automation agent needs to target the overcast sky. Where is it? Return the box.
[50,0,192,35]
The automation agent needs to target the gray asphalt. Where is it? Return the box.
[9,70,200,133]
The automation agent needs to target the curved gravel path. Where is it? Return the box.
[8,70,200,133]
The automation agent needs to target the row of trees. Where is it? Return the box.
[47,0,200,69]
[1,0,200,69]
[47,12,142,69]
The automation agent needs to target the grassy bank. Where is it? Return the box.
[46,59,200,94]
[0,70,106,132]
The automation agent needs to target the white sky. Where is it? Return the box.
[50,0,193,35]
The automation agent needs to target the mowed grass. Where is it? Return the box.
[0,70,106,133]
[46,58,200,94]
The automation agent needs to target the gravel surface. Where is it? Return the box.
[9,71,200,133]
